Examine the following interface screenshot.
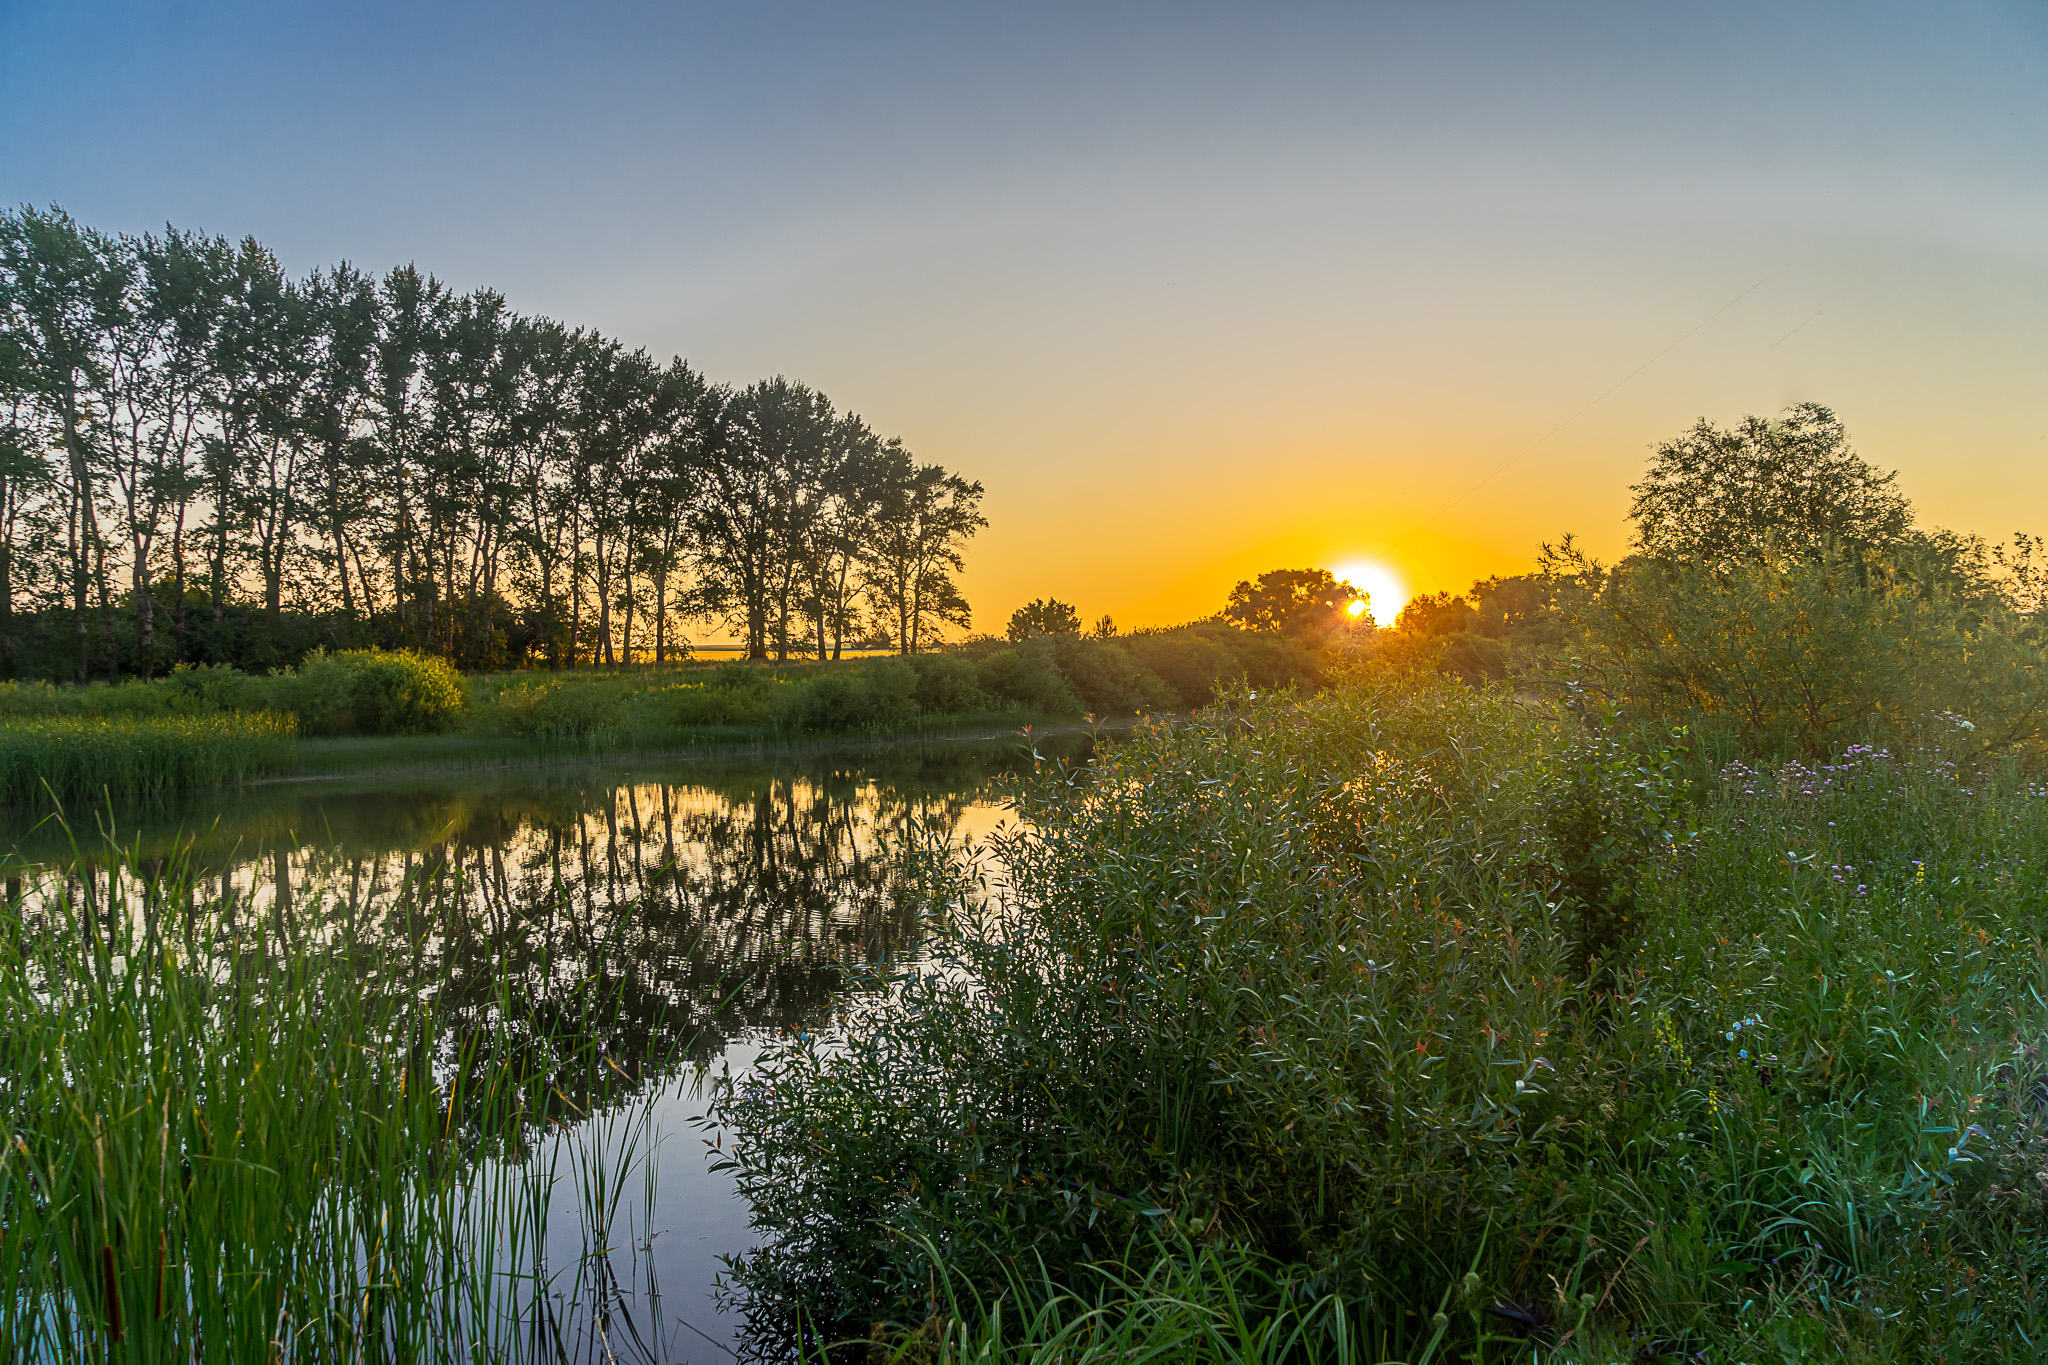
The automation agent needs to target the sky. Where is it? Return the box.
[4,0,2045,629]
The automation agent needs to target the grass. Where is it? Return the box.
[0,713,297,804]
[714,673,2048,1361]
[0,831,660,1361]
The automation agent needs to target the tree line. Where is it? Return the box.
[0,205,986,681]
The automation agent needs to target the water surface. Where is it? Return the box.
[0,739,1045,1360]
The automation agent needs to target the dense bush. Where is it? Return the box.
[476,675,630,739]
[773,659,920,733]
[1570,549,2047,760]
[907,652,992,714]
[285,649,467,736]
[0,651,467,738]
[1118,621,1321,708]
[1046,635,1177,713]
[972,641,1084,714]
[715,676,2048,1358]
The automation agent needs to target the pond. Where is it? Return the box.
[0,737,1059,1361]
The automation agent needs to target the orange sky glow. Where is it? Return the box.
[6,4,2042,643]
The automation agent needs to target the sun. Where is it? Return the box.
[1330,559,1407,624]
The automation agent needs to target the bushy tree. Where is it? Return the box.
[1629,402,1913,566]
[1540,407,2048,758]
[1005,597,1080,641]
[1221,567,1364,638]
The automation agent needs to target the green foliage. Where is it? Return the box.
[850,1239,1400,1365]
[908,652,993,714]
[715,675,2048,1357]
[1118,622,1320,708]
[302,649,466,735]
[0,840,640,1359]
[773,659,921,733]
[0,626,1325,774]
[1537,702,1688,978]
[1563,547,2046,759]
[0,651,468,739]
[973,640,1084,713]
[476,674,630,739]
[0,713,295,804]
[1630,402,1914,566]
[1046,635,1178,714]
[1007,597,1082,642]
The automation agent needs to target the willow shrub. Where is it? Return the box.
[716,676,2048,1359]
[1573,549,2048,761]
[0,713,296,804]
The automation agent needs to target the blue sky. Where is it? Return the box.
[6,1,2045,621]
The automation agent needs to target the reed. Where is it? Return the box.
[0,835,654,1362]
[0,713,298,805]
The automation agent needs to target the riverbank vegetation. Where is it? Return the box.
[712,407,2048,1361]
[0,712,295,804]
[0,844,657,1360]
[0,619,1322,799]
[720,671,2048,1362]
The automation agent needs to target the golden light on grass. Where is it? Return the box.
[1331,559,1407,622]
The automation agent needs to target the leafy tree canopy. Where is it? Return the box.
[1006,597,1080,642]
[1222,568,1365,637]
[1629,402,1913,567]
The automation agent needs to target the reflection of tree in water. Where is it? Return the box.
[0,752,1011,1108]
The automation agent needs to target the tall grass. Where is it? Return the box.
[716,675,2048,1359]
[0,713,297,804]
[0,836,658,1361]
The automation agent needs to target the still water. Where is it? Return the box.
[0,739,1049,1361]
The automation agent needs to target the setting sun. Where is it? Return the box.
[1330,560,1407,624]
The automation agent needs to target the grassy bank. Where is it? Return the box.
[0,844,649,1360]
[715,674,2048,1361]
[0,625,1319,800]
[0,713,297,804]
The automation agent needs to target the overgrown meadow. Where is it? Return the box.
[714,674,2048,1363]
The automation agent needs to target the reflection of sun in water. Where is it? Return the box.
[1330,560,1407,623]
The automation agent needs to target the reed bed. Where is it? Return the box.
[0,840,658,1362]
[0,713,298,805]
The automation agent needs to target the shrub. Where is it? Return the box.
[1046,635,1175,713]
[973,641,1082,714]
[1568,549,2048,759]
[773,660,919,733]
[1120,622,1320,708]
[714,673,2048,1356]
[478,676,627,740]
[284,649,466,736]
[907,652,992,715]
[652,681,772,729]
